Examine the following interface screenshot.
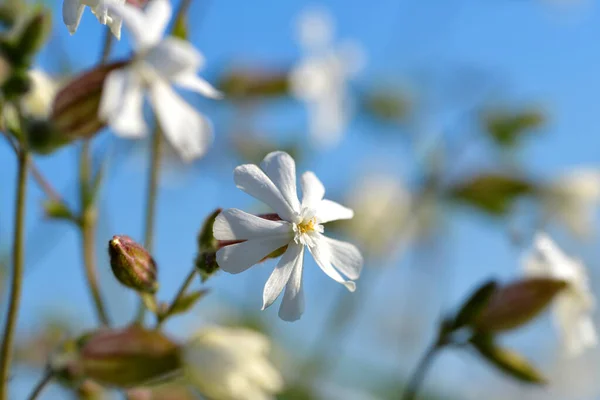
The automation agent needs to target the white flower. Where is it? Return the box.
[63,0,125,39]
[183,327,283,400]
[100,0,222,161]
[522,232,597,356]
[213,151,363,321]
[22,70,58,119]
[289,7,365,149]
[542,168,600,238]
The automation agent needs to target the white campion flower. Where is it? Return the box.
[522,232,597,356]
[22,70,58,118]
[100,0,222,161]
[183,327,283,400]
[289,7,365,149]
[542,168,600,238]
[63,0,125,39]
[213,151,363,321]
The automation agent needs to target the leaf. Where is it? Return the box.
[470,334,546,384]
[453,280,498,329]
[475,278,567,333]
[43,199,75,222]
[482,108,544,148]
[448,173,535,216]
[169,289,210,317]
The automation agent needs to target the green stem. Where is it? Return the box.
[156,267,197,329]
[0,148,28,399]
[79,141,110,326]
[100,27,114,64]
[401,342,442,400]
[26,371,52,400]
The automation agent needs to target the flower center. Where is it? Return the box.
[293,215,323,247]
[298,217,317,234]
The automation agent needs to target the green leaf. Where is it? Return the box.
[448,173,535,216]
[470,334,546,384]
[43,199,75,222]
[475,278,567,333]
[453,280,498,329]
[482,108,544,148]
[169,289,210,317]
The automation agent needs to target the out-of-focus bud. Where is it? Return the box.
[76,380,105,400]
[452,280,498,329]
[51,326,182,388]
[195,251,218,283]
[26,119,72,155]
[1,69,30,100]
[108,235,158,294]
[43,199,75,222]
[474,278,566,333]
[218,67,290,100]
[51,61,128,140]
[197,209,222,253]
[16,11,52,62]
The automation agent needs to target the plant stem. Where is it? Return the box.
[0,148,28,399]
[79,141,110,326]
[26,371,52,400]
[401,342,442,400]
[156,266,197,328]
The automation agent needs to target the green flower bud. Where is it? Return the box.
[16,11,52,61]
[51,326,182,388]
[195,251,218,283]
[108,235,158,293]
[26,118,72,155]
[51,61,128,140]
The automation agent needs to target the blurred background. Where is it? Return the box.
[2,0,600,398]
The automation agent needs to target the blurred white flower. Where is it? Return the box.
[522,232,597,356]
[290,7,365,149]
[183,327,283,400]
[214,151,363,321]
[100,0,222,161]
[542,168,600,238]
[22,70,58,119]
[63,0,125,39]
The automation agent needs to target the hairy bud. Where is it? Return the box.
[108,235,158,293]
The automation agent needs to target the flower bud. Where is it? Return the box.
[16,11,52,62]
[474,277,567,333]
[26,119,72,155]
[108,235,158,293]
[51,61,128,140]
[195,251,218,283]
[197,208,222,253]
[1,69,30,100]
[51,326,182,388]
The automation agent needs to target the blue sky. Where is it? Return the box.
[3,0,600,398]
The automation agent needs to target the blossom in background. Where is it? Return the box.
[542,168,600,238]
[22,70,58,118]
[522,232,597,356]
[63,0,125,39]
[101,0,222,161]
[289,7,365,149]
[214,151,363,321]
[183,326,283,400]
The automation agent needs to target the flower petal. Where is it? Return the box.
[63,0,85,35]
[213,209,292,241]
[279,251,305,321]
[301,171,325,210]
[316,199,353,223]
[105,1,151,48]
[260,151,301,214]
[322,236,362,280]
[145,0,171,39]
[262,243,303,310]
[149,79,212,161]
[234,164,296,222]
[174,73,223,99]
[145,38,203,80]
[308,235,356,292]
[216,236,291,274]
[100,69,147,138]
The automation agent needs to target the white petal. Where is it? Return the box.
[99,69,147,138]
[105,1,152,48]
[145,38,203,79]
[234,164,296,222]
[279,250,305,321]
[149,79,212,161]
[174,73,223,99]
[213,209,292,241]
[317,199,353,223]
[107,13,123,40]
[308,235,356,291]
[301,171,325,210]
[322,236,363,280]
[262,244,303,310]
[63,0,85,35]
[145,0,172,38]
[216,236,291,274]
[260,151,301,214]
